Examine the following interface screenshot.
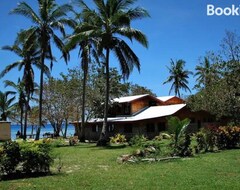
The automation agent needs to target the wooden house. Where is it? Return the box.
[71,94,215,141]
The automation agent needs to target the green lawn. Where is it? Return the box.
[1,144,240,190]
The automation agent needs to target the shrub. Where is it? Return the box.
[69,136,78,146]
[216,126,240,149]
[19,141,54,174]
[129,135,147,146]
[0,140,54,178]
[0,141,21,175]
[110,134,127,144]
[174,134,193,157]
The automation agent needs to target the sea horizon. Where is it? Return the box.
[11,124,75,140]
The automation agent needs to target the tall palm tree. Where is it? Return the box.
[0,91,16,121]
[195,57,216,89]
[1,30,46,139]
[78,0,149,145]
[163,59,193,97]
[11,0,73,140]
[4,79,25,136]
[66,9,100,142]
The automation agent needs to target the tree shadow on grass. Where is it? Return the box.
[0,172,57,181]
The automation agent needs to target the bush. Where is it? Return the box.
[0,140,54,178]
[19,141,53,174]
[129,135,147,146]
[110,134,127,144]
[174,134,193,157]
[216,126,240,149]
[0,141,21,175]
[69,136,78,146]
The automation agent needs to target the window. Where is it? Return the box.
[157,122,166,132]
[92,125,99,132]
[146,123,155,133]
[124,124,132,133]
[108,124,115,132]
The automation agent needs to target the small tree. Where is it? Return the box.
[167,116,191,148]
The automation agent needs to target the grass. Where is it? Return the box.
[1,143,240,190]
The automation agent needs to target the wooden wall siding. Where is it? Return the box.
[163,97,185,105]
[131,96,157,114]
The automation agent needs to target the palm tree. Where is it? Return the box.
[4,79,25,136]
[167,116,190,149]
[78,0,149,145]
[195,57,217,89]
[1,31,46,139]
[163,59,193,97]
[0,91,16,121]
[66,9,100,142]
[11,0,73,140]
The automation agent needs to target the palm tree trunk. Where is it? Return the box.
[98,48,110,146]
[23,95,30,140]
[20,107,23,137]
[80,68,87,142]
[36,50,45,140]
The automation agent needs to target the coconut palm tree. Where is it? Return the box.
[78,0,149,145]
[1,30,47,139]
[194,57,218,89]
[11,0,73,140]
[4,79,25,136]
[163,59,193,97]
[0,91,16,121]
[66,9,101,142]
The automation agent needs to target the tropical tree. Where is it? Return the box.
[11,0,73,140]
[167,116,191,148]
[194,56,220,89]
[4,79,25,136]
[0,91,16,121]
[0,30,44,139]
[128,83,156,96]
[163,59,193,97]
[66,9,101,142]
[78,0,149,145]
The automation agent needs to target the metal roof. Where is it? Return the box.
[113,94,149,103]
[87,104,186,123]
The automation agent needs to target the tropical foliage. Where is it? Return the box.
[163,59,193,97]
[11,0,73,140]
[0,91,16,121]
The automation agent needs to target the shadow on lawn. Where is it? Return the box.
[0,172,57,181]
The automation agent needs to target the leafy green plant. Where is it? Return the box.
[110,134,127,144]
[0,141,21,175]
[216,126,240,149]
[0,140,54,179]
[175,134,193,157]
[129,135,147,147]
[19,141,54,174]
[167,116,191,147]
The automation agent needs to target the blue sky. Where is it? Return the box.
[0,0,240,97]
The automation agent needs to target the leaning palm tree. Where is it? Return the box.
[0,91,16,121]
[11,0,73,140]
[163,59,193,97]
[4,79,25,136]
[78,0,149,145]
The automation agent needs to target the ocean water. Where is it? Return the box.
[11,124,75,140]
